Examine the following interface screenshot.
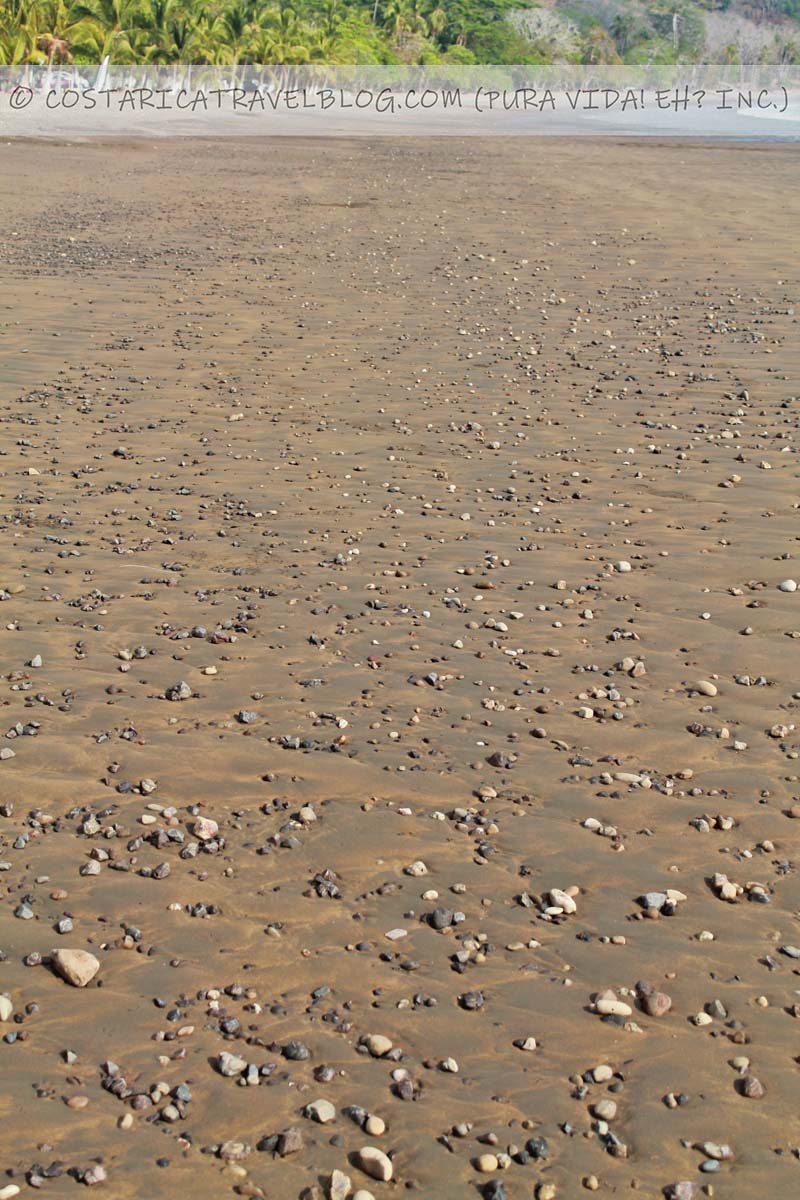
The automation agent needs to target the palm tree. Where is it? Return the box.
[219,0,258,63]
[318,0,343,38]
[426,2,446,39]
[610,12,641,56]
[0,21,32,64]
[381,0,408,45]
[136,0,177,61]
[139,5,218,63]
[71,0,145,62]
[256,5,318,63]
[407,0,428,37]
[0,0,95,65]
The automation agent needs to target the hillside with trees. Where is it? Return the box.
[1,0,799,66]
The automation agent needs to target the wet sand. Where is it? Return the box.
[0,137,799,1200]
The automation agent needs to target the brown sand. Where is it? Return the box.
[0,137,799,1200]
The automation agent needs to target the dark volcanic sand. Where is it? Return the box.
[0,137,799,1200]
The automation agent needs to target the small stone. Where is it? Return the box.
[665,1186,700,1200]
[277,1127,304,1156]
[166,680,192,701]
[595,993,632,1018]
[218,1051,247,1077]
[365,1115,385,1136]
[741,1074,765,1098]
[475,1154,498,1173]
[0,995,13,1021]
[193,816,219,841]
[362,1034,392,1058]
[525,1135,549,1160]
[283,1040,310,1060]
[51,949,100,987]
[694,680,718,696]
[548,887,577,914]
[778,579,797,592]
[642,991,672,1018]
[356,1147,392,1182]
[306,1099,336,1124]
[328,1169,351,1200]
[430,906,454,930]
[699,1142,733,1161]
[593,1099,617,1120]
[404,861,427,877]
[220,1140,248,1162]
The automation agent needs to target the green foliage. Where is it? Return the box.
[0,0,798,64]
[468,18,549,63]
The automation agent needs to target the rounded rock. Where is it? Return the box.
[362,1034,393,1058]
[51,948,100,988]
[356,1146,393,1182]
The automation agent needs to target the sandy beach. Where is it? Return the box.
[0,136,799,1200]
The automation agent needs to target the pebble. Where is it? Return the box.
[595,992,632,1018]
[355,1146,392,1182]
[306,1099,336,1124]
[699,1142,733,1160]
[328,1169,351,1200]
[51,949,100,988]
[166,680,192,700]
[218,1051,247,1077]
[741,1075,765,1098]
[475,1154,499,1172]
[547,887,577,914]
[362,1034,393,1058]
[643,991,672,1017]
[193,816,219,841]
